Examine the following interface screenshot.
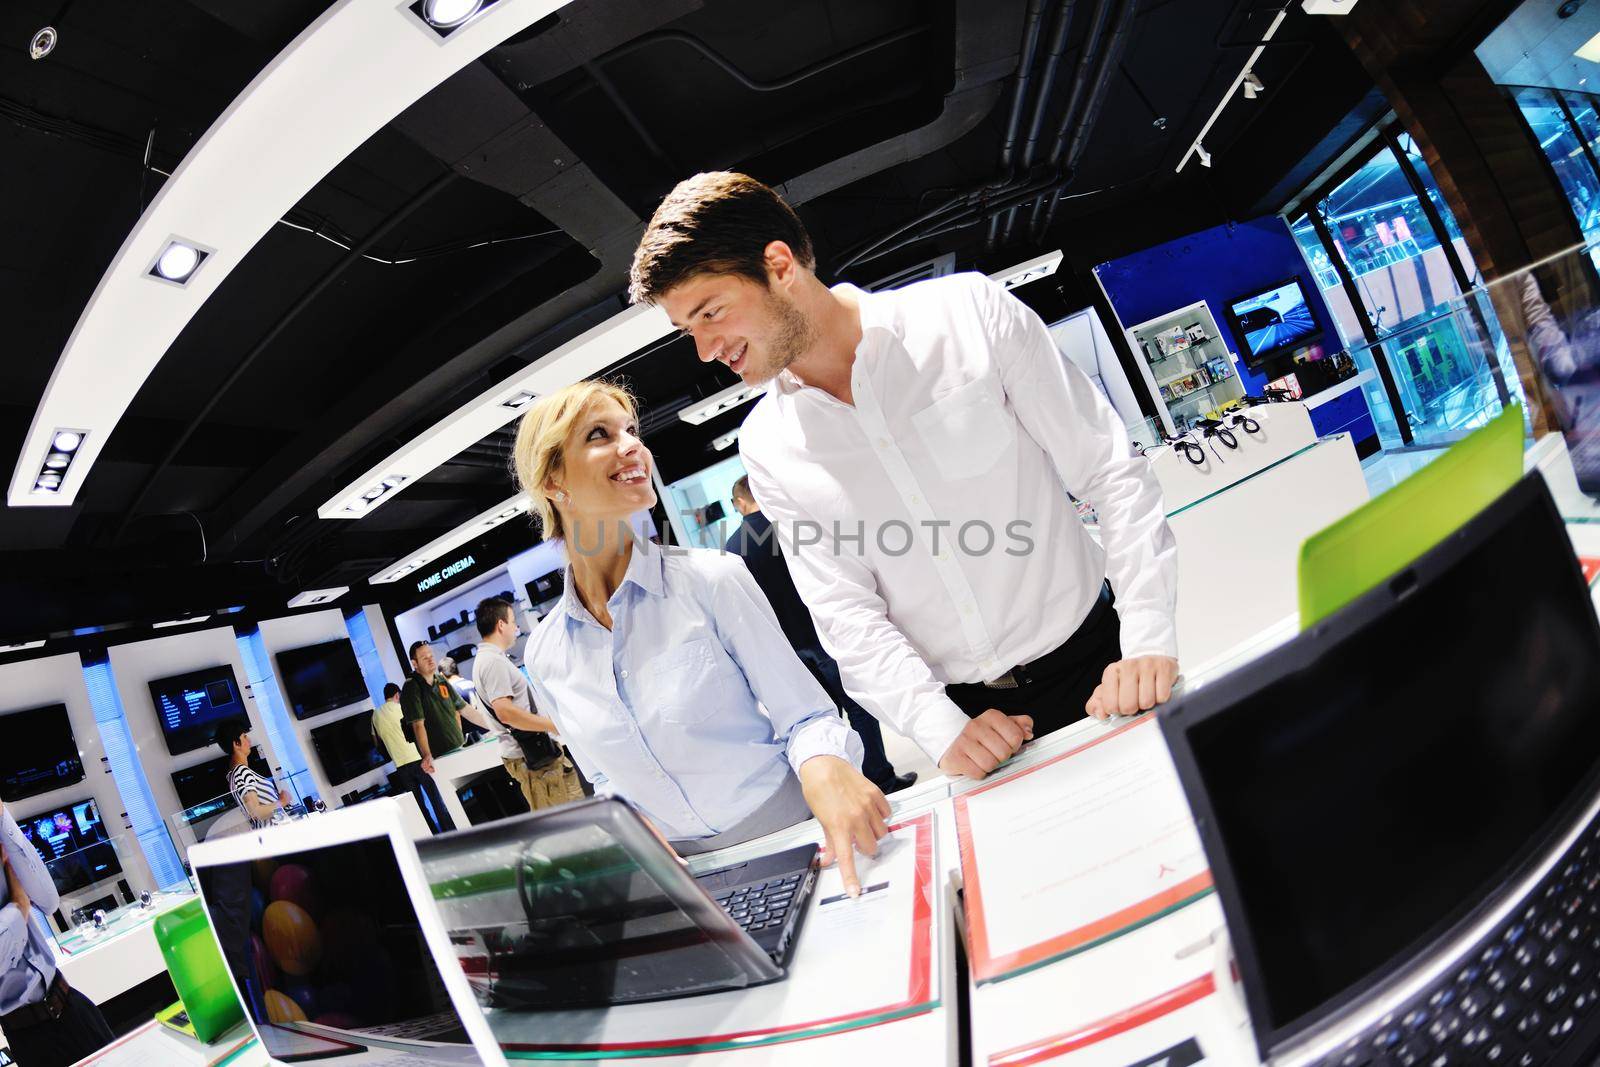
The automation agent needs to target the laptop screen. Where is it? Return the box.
[197,833,479,1062]
[416,797,779,1020]
[1166,476,1600,1049]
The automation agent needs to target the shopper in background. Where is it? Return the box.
[217,720,289,830]
[473,597,585,813]
[727,476,915,794]
[373,682,456,834]
[513,380,891,896]
[632,172,1180,781]
[400,641,467,769]
[0,800,113,1066]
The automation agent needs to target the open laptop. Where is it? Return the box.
[415,796,820,1011]
[189,799,505,1065]
[1161,472,1600,1066]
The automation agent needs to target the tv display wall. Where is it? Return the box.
[276,638,369,720]
[0,704,84,802]
[148,666,247,756]
[310,710,387,786]
[19,799,121,894]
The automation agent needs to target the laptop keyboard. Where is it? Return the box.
[711,871,805,933]
[1316,822,1600,1067]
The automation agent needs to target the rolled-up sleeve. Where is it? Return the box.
[984,277,1180,660]
[704,555,864,775]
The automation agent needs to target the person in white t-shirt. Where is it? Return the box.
[629,172,1179,781]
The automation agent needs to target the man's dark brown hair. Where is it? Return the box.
[628,172,816,305]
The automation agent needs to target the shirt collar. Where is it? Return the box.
[556,539,667,626]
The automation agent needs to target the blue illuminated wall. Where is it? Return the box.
[1094,216,1377,449]
[80,653,188,889]
[343,608,394,707]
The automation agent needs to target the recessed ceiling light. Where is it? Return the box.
[501,391,537,409]
[149,240,209,285]
[35,473,62,490]
[53,431,82,453]
[423,0,483,27]
[43,453,70,470]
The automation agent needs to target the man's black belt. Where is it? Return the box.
[948,583,1114,694]
[2,971,72,1030]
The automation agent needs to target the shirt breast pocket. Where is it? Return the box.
[910,376,1014,481]
[643,637,729,725]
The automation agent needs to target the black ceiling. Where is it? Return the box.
[0,0,1380,645]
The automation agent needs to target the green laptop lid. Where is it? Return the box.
[1298,404,1524,628]
[153,898,245,1044]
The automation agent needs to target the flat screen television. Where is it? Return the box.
[170,747,268,810]
[1224,275,1322,367]
[0,704,84,802]
[148,666,247,756]
[275,639,368,720]
[18,798,121,894]
[310,710,387,786]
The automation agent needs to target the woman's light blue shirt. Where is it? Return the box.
[525,540,862,840]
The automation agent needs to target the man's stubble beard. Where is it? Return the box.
[751,286,818,384]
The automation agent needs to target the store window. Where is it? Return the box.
[1512,87,1600,251]
[1289,129,1513,449]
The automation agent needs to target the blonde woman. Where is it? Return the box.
[515,380,890,895]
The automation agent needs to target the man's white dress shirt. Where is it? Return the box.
[739,272,1178,764]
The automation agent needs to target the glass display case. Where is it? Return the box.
[27,817,195,951]
[1125,300,1247,435]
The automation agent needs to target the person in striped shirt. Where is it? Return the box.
[216,720,289,829]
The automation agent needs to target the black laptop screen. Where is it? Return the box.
[198,834,474,1062]
[1175,477,1600,1040]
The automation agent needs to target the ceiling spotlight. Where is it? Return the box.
[43,453,70,470]
[35,473,62,491]
[29,26,57,60]
[422,0,483,28]
[362,488,384,501]
[1242,72,1264,100]
[148,240,209,285]
[53,431,82,453]
[712,429,741,451]
[500,390,537,410]
[1196,144,1213,168]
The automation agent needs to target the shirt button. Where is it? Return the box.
[910,495,921,505]
[877,437,890,448]
[962,604,976,617]
[620,670,629,679]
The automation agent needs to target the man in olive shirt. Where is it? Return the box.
[400,642,467,766]
[374,682,455,834]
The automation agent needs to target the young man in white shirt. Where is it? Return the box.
[630,172,1179,781]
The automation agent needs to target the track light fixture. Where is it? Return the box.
[1242,72,1264,100]
[29,26,57,60]
[1196,144,1213,168]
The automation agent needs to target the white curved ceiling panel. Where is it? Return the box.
[8,0,573,507]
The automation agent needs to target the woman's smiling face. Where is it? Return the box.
[550,394,657,527]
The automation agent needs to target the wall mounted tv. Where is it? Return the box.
[0,704,85,802]
[18,798,121,894]
[1223,275,1322,368]
[310,710,388,786]
[170,747,267,811]
[148,665,247,756]
[275,638,368,720]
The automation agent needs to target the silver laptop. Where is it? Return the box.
[189,799,505,1065]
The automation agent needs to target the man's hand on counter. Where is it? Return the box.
[938,710,1034,781]
[799,756,891,898]
[1086,655,1179,720]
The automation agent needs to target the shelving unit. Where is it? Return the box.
[1125,300,1247,436]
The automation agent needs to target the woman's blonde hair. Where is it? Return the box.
[512,380,639,540]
